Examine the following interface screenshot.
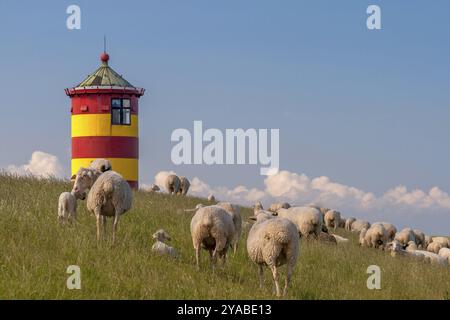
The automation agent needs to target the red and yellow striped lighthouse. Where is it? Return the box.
[65,52,145,189]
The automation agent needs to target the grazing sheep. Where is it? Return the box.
[216,202,242,255]
[165,174,181,195]
[72,168,132,243]
[148,184,160,192]
[350,219,370,233]
[424,235,432,249]
[372,222,397,242]
[431,237,450,248]
[394,228,416,248]
[277,207,323,239]
[178,176,190,195]
[438,248,450,265]
[268,202,291,213]
[324,210,341,231]
[208,194,216,202]
[247,211,300,297]
[427,242,443,254]
[332,234,350,244]
[57,191,77,223]
[89,158,112,173]
[151,229,178,258]
[412,229,426,249]
[359,224,388,249]
[190,205,235,269]
[345,217,356,231]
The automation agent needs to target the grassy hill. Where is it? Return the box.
[0,174,449,299]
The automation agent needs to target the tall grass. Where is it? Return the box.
[0,174,449,299]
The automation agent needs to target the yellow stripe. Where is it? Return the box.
[71,158,138,181]
[72,114,138,137]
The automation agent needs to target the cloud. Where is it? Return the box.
[4,151,64,179]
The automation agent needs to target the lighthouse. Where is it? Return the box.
[65,52,145,189]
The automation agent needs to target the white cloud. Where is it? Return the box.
[4,151,63,179]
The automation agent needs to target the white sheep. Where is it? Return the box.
[394,228,416,248]
[253,202,264,215]
[386,240,427,261]
[277,206,323,239]
[190,205,235,269]
[438,247,450,265]
[178,176,190,195]
[412,229,425,249]
[359,224,388,249]
[431,236,450,248]
[208,194,216,202]
[247,211,300,297]
[151,229,178,258]
[324,210,341,231]
[350,219,370,233]
[165,174,181,195]
[72,168,132,243]
[427,242,443,254]
[345,217,356,231]
[332,234,350,244]
[216,202,242,255]
[372,222,397,242]
[88,158,112,173]
[268,202,291,213]
[424,235,432,249]
[413,250,448,266]
[57,191,77,223]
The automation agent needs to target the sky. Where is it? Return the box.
[0,1,449,234]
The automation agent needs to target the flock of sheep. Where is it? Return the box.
[58,159,450,297]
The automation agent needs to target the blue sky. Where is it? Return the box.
[1,1,449,233]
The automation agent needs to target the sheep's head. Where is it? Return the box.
[386,240,401,252]
[71,167,101,200]
[152,229,171,242]
[89,159,112,173]
[252,202,264,215]
[250,211,277,223]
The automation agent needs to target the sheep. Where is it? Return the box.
[427,242,443,254]
[345,217,356,231]
[318,231,337,245]
[324,210,341,231]
[406,240,418,252]
[412,229,425,249]
[216,202,242,255]
[412,250,448,266]
[350,219,370,233]
[372,222,397,242]
[277,207,323,239]
[253,202,264,215]
[190,205,235,269]
[431,237,450,248]
[208,194,216,202]
[178,176,190,195]
[88,158,112,173]
[394,228,416,248]
[57,191,77,223]
[438,248,450,265]
[338,218,346,228]
[72,168,132,243]
[332,234,350,244]
[165,174,181,195]
[359,224,388,249]
[386,240,427,261]
[424,235,432,249]
[148,184,160,192]
[151,229,178,258]
[247,211,300,297]
[268,202,291,213]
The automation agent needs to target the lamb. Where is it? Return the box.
[216,202,242,255]
[178,176,190,195]
[431,237,450,248]
[372,222,397,242]
[151,229,178,258]
[412,229,425,249]
[88,158,112,173]
[359,224,388,249]
[247,211,300,297]
[71,168,132,243]
[438,248,450,265]
[277,206,323,239]
[190,205,235,269]
[345,217,356,231]
[268,202,291,213]
[57,191,77,223]
[332,234,350,244]
[165,174,181,195]
[208,194,216,202]
[427,242,443,254]
[394,228,416,248]
[324,210,341,231]
[350,219,370,233]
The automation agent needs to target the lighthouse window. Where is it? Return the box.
[111,98,131,125]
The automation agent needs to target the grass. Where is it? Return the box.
[0,173,449,299]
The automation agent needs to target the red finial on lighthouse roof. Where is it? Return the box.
[100,52,109,63]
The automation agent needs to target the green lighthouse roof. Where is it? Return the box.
[76,52,134,88]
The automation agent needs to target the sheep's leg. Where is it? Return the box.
[283,263,294,297]
[270,266,281,297]
[102,216,107,236]
[95,212,102,242]
[195,245,201,270]
[112,213,120,245]
[258,265,264,289]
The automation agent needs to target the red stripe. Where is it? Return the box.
[128,181,138,189]
[72,136,138,158]
[70,95,139,115]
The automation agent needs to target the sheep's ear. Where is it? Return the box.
[70,174,76,180]
[100,165,106,172]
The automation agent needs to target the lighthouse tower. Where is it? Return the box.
[65,52,145,189]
